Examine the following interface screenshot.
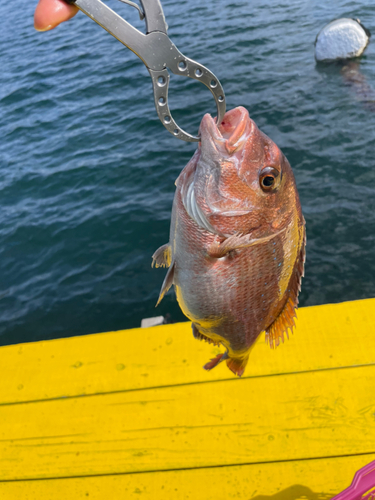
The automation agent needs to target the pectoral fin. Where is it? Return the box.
[152,243,172,268]
[208,228,286,258]
[155,261,175,307]
[203,351,228,371]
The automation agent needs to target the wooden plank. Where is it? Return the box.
[1,454,375,499]
[1,364,375,481]
[1,298,375,405]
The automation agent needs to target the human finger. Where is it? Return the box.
[34,0,78,32]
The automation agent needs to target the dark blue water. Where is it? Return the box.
[1,0,375,346]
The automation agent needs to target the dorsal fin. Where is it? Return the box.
[265,297,296,349]
[265,227,306,349]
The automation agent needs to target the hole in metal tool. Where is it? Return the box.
[195,68,203,77]
[158,97,166,105]
[164,116,171,124]
[173,129,179,135]
[157,76,166,86]
[166,73,216,137]
[178,61,187,71]
[218,95,224,102]
[210,80,217,88]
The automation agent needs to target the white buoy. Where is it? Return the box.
[315,18,371,62]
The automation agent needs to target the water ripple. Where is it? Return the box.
[1,0,375,344]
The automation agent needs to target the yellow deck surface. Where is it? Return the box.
[1,298,375,499]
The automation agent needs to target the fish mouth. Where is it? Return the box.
[183,107,258,235]
[196,107,256,219]
[199,106,253,155]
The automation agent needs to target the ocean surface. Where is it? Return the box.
[1,0,375,346]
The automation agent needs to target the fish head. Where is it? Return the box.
[181,106,299,237]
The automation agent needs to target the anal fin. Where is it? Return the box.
[152,243,171,268]
[192,323,220,346]
[155,261,175,307]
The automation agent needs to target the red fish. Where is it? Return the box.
[153,106,305,377]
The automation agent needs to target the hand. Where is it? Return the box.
[34,0,79,31]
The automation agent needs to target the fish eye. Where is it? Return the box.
[259,167,281,192]
[262,176,274,187]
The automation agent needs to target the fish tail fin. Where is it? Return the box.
[226,355,249,377]
[152,243,171,268]
[203,351,228,371]
[204,350,249,376]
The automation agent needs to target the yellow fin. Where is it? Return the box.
[192,323,220,346]
[152,243,171,268]
[265,226,306,349]
[265,297,296,349]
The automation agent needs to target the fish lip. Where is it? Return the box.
[196,107,255,223]
[199,106,251,155]
[199,114,225,151]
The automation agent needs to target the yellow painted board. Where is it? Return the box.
[1,298,375,405]
[1,454,375,500]
[1,364,375,481]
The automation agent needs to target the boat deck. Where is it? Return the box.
[1,298,375,499]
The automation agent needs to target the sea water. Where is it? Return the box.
[1,0,375,345]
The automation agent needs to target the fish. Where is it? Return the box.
[152,106,305,377]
